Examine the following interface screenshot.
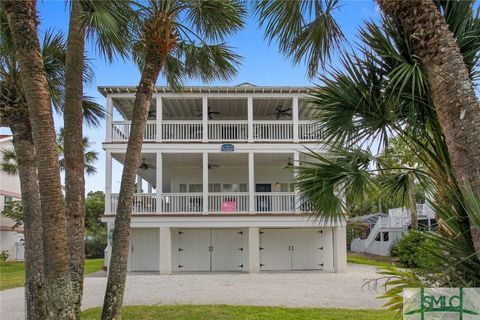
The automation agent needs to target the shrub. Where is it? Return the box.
[390,230,429,268]
[85,235,107,259]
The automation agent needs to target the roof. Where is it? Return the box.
[0,135,13,142]
[98,85,313,96]
[349,213,387,225]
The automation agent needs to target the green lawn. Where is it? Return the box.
[81,305,396,320]
[347,252,398,269]
[0,258,104,290]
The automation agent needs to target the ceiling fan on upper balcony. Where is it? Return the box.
[271,105,292,119]
[195,107,220,120]
[139,158,155,171]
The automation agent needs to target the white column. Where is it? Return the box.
[105,151,112,213]
[247,96,253,142]
[202,96,208,142]
[147,183,152,193]
[248,152,255,213]
[292,96,299,142]
[323,227,334,272]
[159,227,171,274]
[136,175,142,193]
[156,96,162,142]
[106,96,113,142]
[333,226,347,273]
[293,151,300,213]
[203,152,208,214]
[248,227,260,273]
[156,152,162,213]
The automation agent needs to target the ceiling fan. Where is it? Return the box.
[196,107,220,120]
[283,158,293,169]
[197,163,220,170]
[271,105,292,119]
[139,158,155,170]
[148,110,156,119]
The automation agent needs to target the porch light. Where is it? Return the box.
[275,182,280,188]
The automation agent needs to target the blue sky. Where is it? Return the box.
[3,0,382,193]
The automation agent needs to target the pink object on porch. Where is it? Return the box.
[221,201,236,212]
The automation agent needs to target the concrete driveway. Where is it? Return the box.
[0,264,385,320]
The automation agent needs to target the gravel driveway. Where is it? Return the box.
[1,264,385,320]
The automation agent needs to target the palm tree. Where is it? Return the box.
[1,129,99,176]
[62,2,131,314]
[294,1,480,311]
[102,1,246,318]
[0,1,74,317]
[1,6,104,318]
[254,0,344,78]
[375,0,480,248]
[255,0,480,253]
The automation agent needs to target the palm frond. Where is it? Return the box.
[254,0,344,78]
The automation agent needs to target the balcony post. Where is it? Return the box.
[248,152,255,213]
[106,95,113,142]
[105,151,112,213]
[293,96,299,142]
[156,152,162,212]
[202,96,208,142]
[247,96,253,142]
[136,176,142,193]
[156,96,162,142]
[203,152,208,213]
[293,151,299,213]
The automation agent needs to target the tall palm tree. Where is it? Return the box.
[255,0,480,253]
[294,1,480,311]
[375,0,480,249]
[0,0,75,317]
[1,6,104,318]
[102,1,245,318]
[62,2,131,314]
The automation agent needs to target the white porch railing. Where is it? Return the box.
[110,193,157,213]
[161,120,203,141]
[108,193,310,214]
[255,192,295,213]
[253,121,293,140]
[111,121,156,141]
[299,121,322,141]
[208,121,248,141]
[159,193,203,213]
[208,193,249,213]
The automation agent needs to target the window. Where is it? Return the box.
[4,196,12,203]
[382,232,389,242]
[189,184,203,193]
[209,183,221,192]
[375,233,381,241]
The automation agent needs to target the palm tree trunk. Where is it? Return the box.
[101,51,164,320]
[64,2,86,316]
[408,179,418,230]
[10,120,48,319]
[377,0,480,258]
[0,1,75,318]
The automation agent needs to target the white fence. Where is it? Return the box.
[208,193,249,213]
[299,121,322,141]
[111,121,156,141]
[255,192,295,213]
[161,120,203,141]
[109,192,313,214]
[208,121,248,141]
[253,121,293,140]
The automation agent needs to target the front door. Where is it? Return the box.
[256,184,272,212]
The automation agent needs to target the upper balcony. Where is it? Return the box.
[102,86,321,143]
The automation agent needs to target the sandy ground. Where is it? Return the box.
[0,264,385,320]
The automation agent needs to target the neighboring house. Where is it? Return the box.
[100,84,347,274]
[0,135,24,261]
[350,203,436,256]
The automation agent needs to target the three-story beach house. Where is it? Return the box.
[101,84,347,274]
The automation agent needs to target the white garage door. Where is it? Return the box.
[260,228,324,271]
[129,229,159,272]
[172,229,243,272]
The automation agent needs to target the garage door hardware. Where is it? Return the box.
[178,248,184,252]
[318,263,324,267]
[318,230,323,234]
[178,231,183,235]
[208,245,213,252]
[318,247,323,250]
[238,231,243,235]
[237,248,243,251]
[178,265,184,268]
[259,247,264,250]
[238,264,244,268]
[260,263,265,267]
[287,245,295,251]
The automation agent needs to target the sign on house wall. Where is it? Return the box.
[220,144,234,152]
